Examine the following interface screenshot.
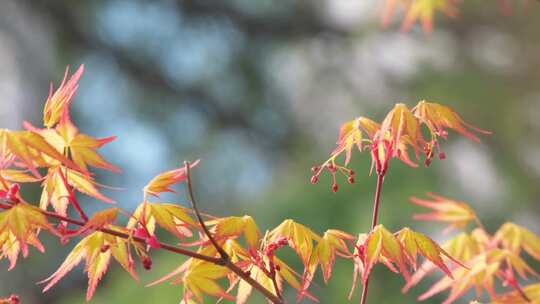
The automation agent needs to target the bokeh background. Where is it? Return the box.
[1,1,540,303]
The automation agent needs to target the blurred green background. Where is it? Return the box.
[1,1,540,303]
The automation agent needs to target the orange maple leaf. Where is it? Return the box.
[143,160,200,198]
[410,192,478,232]
[41,229,137,301]
[43,65,84,128]
[0,129,80,177]
[417,249,538,304]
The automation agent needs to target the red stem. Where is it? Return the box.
[360,173,385,304]
[57,167,88,222]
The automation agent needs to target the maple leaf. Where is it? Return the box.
[309,229,353,283]
[40,166,113,216]
[182,262,233,302]
[493,222,540,261]
[410,192,477,231]
[0,203,54,269]
[417,249,538,304]
[269,219,321,267]
[213,216,261,249]
[400,0,460,33]
[371,103,423,174]
[43,65,84,128]
[128,202,197,240]
[143,160,200,197]
[413,100,491,143]
[0,169,41,183]
[0,129,79,177]
[79,207,120,234]
[402,230,486,293]
[332,117,379,166]
[360,225,411,284]
[236,264,279,304]
[41,229,137,301]
[397,228,466,275]
[493,282,540,303]
[26,114,120,173]
[378,103,421,158]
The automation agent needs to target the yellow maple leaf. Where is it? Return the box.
[361,225,411,284]
[309,229,353,283]
[414,100,491,143]
[494,222,540,261]
[41,229,137,301]
[269,219,321,267]
[183,262,233,301]
[213,216,261,249]
[43,65,84,128]
[402,0,459,33]
[403,229,486,293]
[397,227,466,275]
[128,202,197,239]
[0,203,53,269]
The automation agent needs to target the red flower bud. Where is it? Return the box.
[310,175,318,184]
[100,244,110,253]
[142,256,152,270]
[332,183,339,192]
[9,294,20,304]
[347,176,355,184]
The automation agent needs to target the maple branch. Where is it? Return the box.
[57,167,88,222]
[183,161,283,304]
[270,266,283,301]
[0,200,221,264]
[512,282,532,303]
[1,196,283,304]
[360,173,385,304]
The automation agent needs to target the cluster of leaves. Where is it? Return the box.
[404,193,540,303]
[0,63,538,304]
[0,65,463,303]
[311,100,489,191]
[380,0,532,33]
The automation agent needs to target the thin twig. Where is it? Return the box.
[183,161,229,261]
[184,161,283,304]
[360,173,385,304]
[57,167,88,222]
